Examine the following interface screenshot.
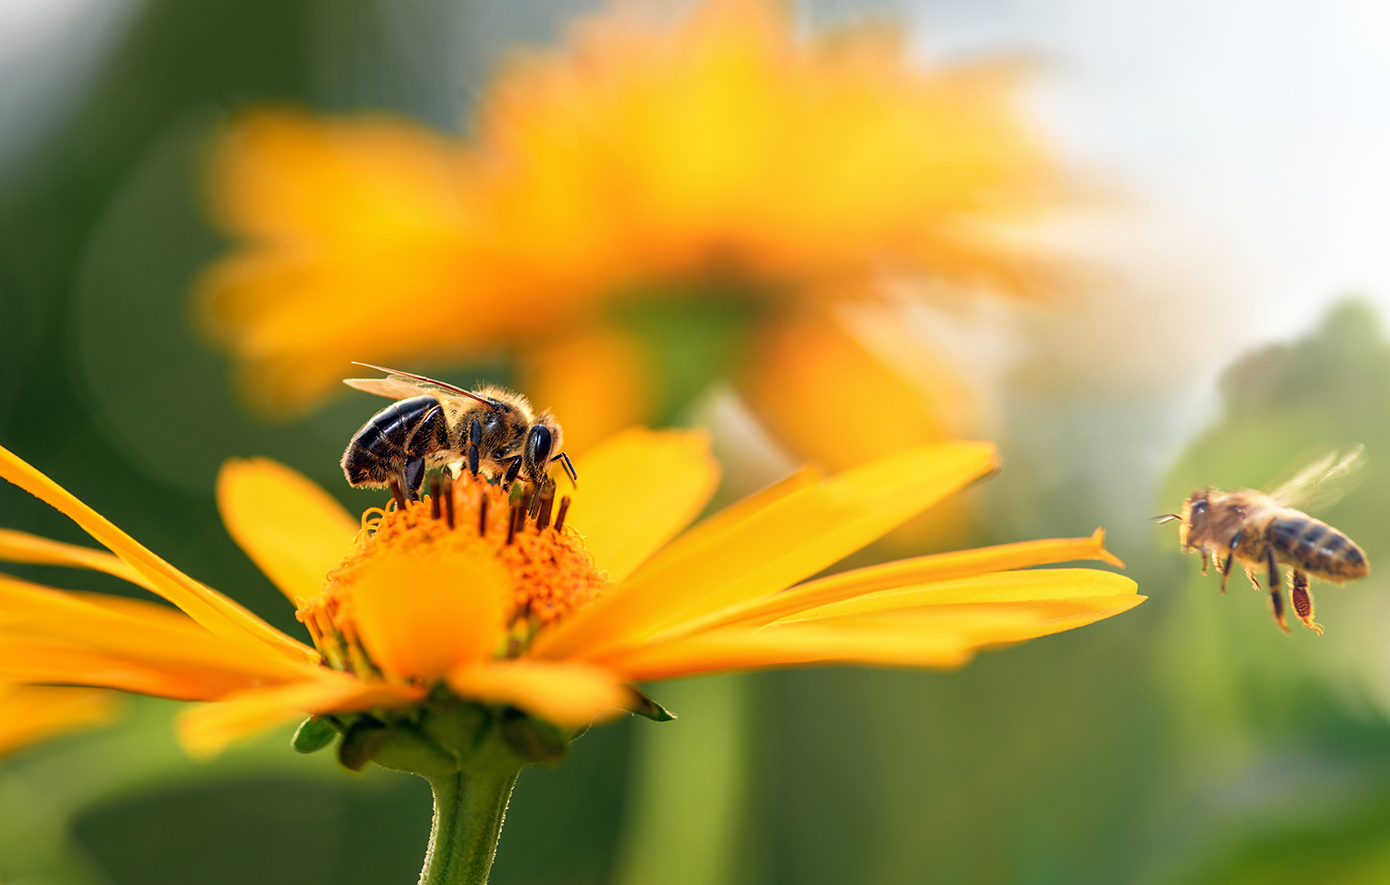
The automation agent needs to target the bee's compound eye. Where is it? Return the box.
[527,424,554,472]
[1194,500,1208,514]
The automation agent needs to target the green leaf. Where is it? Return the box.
[291,716,338,754]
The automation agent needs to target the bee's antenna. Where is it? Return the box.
[1153,514,1182,524]
[556,451,578,486]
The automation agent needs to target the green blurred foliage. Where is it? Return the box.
[609,284,765,427]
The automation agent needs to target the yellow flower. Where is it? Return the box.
[0,429,1138,761]
[197,0,1055,467]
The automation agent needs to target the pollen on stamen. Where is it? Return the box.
[505,503,519,545]
[444,474,455,528]
[536,486,554,530]
[300,471,609,675]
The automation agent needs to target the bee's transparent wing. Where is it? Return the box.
[344,377,431,400]
[1265,444,1368,511]
[344,363,491,406]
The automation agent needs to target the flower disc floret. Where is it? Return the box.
[298,472,608,681]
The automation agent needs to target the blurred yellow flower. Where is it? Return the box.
[0,429,1137,761]
[0,684,118,758]
[198,0,1055,466]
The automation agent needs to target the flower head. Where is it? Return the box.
[0,428,1139,762]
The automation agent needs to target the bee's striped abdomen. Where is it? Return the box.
[1266,514,1369,582]
[342,394,446,486]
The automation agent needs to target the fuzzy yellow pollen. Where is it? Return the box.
[296,472,608,681]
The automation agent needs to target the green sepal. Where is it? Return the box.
[338,719,390,772]
[416,700,490,766]
[291,716,338,754]
[373,719,464,779]
[628,687,677,722]
[498,709,571,765]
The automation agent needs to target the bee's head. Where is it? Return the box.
[522,415,565,483]
[1177,489,1213,550]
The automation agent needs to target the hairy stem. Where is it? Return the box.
[419,768,521,885]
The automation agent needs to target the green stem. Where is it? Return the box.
[419,768,521,885]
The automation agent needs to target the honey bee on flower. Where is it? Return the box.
[340,363,576,502]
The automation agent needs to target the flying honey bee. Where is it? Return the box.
[1159,447,1370,634]
[341,363,576,500]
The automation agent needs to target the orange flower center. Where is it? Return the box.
[297,472,608,677]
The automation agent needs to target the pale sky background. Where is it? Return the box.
[907,0,1390,366]
[0,0,140,186]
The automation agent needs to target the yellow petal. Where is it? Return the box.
[217,457,359,603]
[600,576,1142,681]
[0,528,150,589]
[178,675,424,758]
[348,549,508,682]
[448,660,629,729]
[597,621,974,681]
[0,444,317,663]
[198,110,531,415]
[534,441,997,662]
[681,529,1123,633]
[0,636,265,700]
[647,464,822,567]
[0,684,120,758]
[778,567,1140,622]
[565,428,720,583]
[0,574,317,696]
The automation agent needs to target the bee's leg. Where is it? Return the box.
[502,456,523,487]
[403,458,426,502]
[1200,547,1210,576]
[1243,565,1260,591]
[1290,569,1324,635]
[468,418,482,476]
[1267,547,1290,634]
[1220,530,1244,594]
